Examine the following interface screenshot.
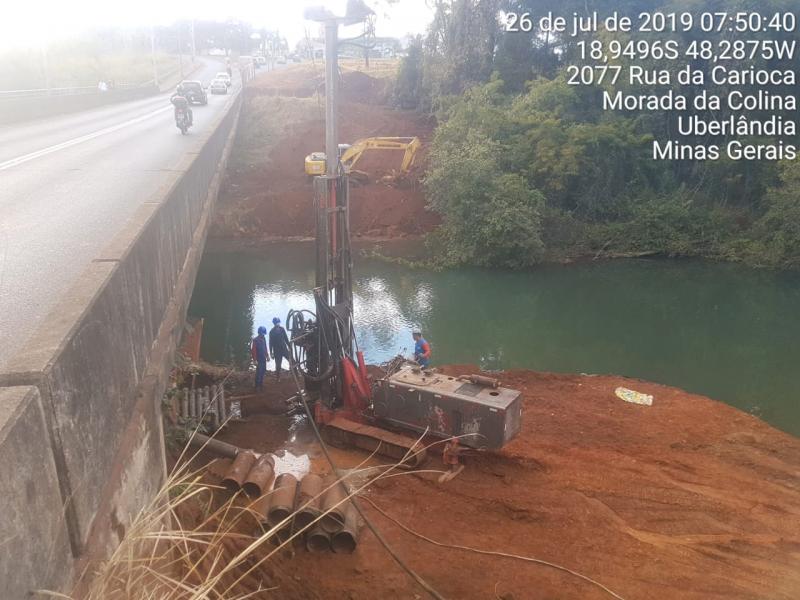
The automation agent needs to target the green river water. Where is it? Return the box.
[188,242,800,437]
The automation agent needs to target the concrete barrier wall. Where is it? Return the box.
[0,386,73,597]
[0,86,159,125]
[0,87,242,598]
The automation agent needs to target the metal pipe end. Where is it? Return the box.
[306,527,332,553]
[331,530,356,554]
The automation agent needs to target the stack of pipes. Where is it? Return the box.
[250,472,362,554]
[177,384,228,430]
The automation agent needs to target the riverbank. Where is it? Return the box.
[177,363,800,599]
[212,64,800,271]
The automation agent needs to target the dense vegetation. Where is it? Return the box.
[395,0,800,269]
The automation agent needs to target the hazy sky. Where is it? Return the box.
[0,0,434,50]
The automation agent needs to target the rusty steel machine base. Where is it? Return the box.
[320,416,427,468]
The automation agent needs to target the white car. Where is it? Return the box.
[209,79,228,94]
[216,72,232,87]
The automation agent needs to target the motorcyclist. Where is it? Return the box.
[170,84,193,127]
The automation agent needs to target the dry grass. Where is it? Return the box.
[45,430,438,600]
[339,58,400,79]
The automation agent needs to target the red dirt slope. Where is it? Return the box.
[209,366,800,600]
[213,66,440,240]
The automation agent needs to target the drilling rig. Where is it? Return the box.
[287,5,522,467]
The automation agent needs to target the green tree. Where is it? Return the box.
[426,130,545,268]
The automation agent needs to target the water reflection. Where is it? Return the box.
[188,242,800,436]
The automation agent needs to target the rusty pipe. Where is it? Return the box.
[306,525,332,553]
[222,451,257,491]
[331,502,359,554]
[320,476,347,533]
[188,433,241,459]
[294,473,323,529]
[461,374,499,388]
[267,473,298,527]
[242,454,275,497]
[243,494,271,534]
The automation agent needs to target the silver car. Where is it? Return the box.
[209,79,228,95]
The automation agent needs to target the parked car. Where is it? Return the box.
[256,55,267,66]
[209,79,228,95]
[216,72,232,87]
[276,55,287,64]
[179,80,207,105]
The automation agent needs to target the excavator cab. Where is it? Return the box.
[305,144,351,177]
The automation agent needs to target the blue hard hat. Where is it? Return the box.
[272,317,281,325]
[257,326,267,335]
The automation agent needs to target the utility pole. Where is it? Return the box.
[40,43,51,94]
[150,26,160,87]
[324,22,339,178]
[178,25,184,79]
[190,19,196,62]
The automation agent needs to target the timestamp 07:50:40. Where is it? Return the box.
[503,11,797,35]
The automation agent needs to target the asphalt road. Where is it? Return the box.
[0,57,239,370]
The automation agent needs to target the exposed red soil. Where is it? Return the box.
[213,65,440,240]
[191,365,800,600]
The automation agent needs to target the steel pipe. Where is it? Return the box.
[242,454,275,497]
[331,502,359,554]
[187,433,241,459]
[244,494,271,534]
[320,476,347,533]
[294,473,323,529]
[217,385,227,423]
[267,473,298,527]
[222,451,257,491]
[211,385,221,429]
[306,525,332,553]
[464,374,500,388]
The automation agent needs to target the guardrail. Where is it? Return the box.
[0,81,150,100]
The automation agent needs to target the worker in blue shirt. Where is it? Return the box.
[269,317,292,381]
[412,328,431,368]
[251,326,270,390]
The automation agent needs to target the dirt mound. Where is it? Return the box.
[244,66,388,104]
[340,70,389,104]
[247,65,322,98]
[214,67,439,240]
[206,365,800,600]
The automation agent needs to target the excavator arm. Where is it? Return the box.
[340,137,420,174]
[305,137,421,180]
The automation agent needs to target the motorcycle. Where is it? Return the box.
[175,108,190,135]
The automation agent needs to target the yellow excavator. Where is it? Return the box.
[304,136,421,181]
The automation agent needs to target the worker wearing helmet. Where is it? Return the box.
[251,326,270,390]
[412,329,431,368]
[269,317,291,381]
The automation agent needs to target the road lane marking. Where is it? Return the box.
[0,105,173,171]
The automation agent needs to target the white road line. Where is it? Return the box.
[0,105,173,171]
